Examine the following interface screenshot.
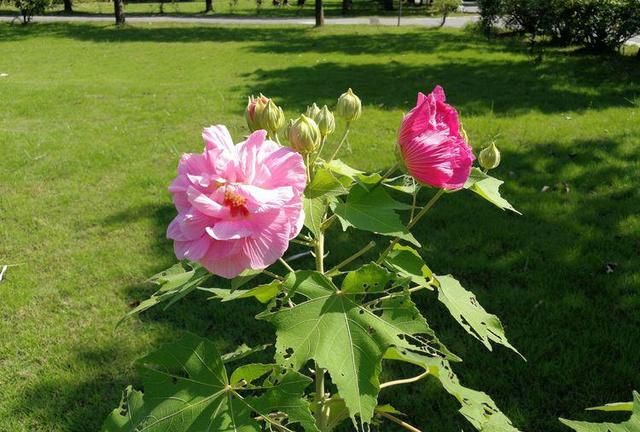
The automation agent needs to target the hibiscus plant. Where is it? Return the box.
[103,86,524,432]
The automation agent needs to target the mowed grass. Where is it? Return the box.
[0,22,639,432]
[0,0,449,18]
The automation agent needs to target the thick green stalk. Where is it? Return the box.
[314,229,327,430]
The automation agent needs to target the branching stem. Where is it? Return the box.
[325,241,375,276]
[278,258,295,274]
[376,189,445,265]
[380,370,430,389]
[329,123,351,161]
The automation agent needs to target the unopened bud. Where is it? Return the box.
[258,99,285,135]
[306,103,321,120]
[288,114,321,155]
[479,142,501,171]
[336,88,362,122]
[316,105,335,137]
[245,94,270,132]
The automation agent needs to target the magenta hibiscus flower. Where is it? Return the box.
[397,86,475,190]
[167,126,306,279]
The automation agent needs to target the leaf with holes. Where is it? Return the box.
[334,184,419,247]
[383,244,433,288]
[560,392,640,432]
[435,275,522,357]
[384,347,522,432]
[259,270,454,428]
[102,333,317,432]
[464,168,521,214]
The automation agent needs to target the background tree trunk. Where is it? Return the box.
[205,0,213,12]
[63,0,73,13]
[342,0,352,14]
[315,0,324,25]
[113,0,125,24]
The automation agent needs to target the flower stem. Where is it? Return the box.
[325,241,375,277]
[313,228,327,430]
[378,412,423,432]
[278,257,295,274]
[329,123,351,162]
[376,189,445,265]
[379,370,430,389]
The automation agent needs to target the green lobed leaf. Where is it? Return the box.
[383,244,434,289]
[325,159,364,179]
[201,279,282,304]
[304,196,327,237]
[384,347,522,432]
[259,270,454,427]
[305,167,353,199]
[560,391,640,432]
[435,275,522,357]
[102,333,318,432]
[464,168,521,214]
[231,268,263,291]
[334,184,420,247]
[119,261,211,324]
[341,262,394,294]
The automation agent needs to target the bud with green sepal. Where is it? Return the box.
[479,142,501,171]
[336,88,362,123]
[316,105,335,138]
[245,94,269,132]
[306,103,321,120]
[287,114,321,155]
[258,99,285,138]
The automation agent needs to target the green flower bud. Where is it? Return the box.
[315,105,335,137]
[479,142,501,171]
[306,103,321,120]
[258,99,285,135]
[245,94,269,132]
[288,114,321,155]
[336,88,362,122]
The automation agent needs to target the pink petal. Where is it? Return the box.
[241,211,291,269]
[206,220,255,240]
[174,235,211,261]
[186,186,229,218]
[236,184,294,213]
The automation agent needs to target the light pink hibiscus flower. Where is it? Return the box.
[397,86,475,190]
[167,126,307,279]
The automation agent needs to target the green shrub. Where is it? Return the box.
[12,0,51,23]
[433,0,460,26]
[479,0,640,51]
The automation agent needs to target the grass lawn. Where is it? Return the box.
[0,0,453,18]
[0,22,639,432]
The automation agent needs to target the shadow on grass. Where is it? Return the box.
[2,23,638,116]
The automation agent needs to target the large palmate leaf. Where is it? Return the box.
[384,348,522,432]
[120,261,211,323]
[102,333,317,432]
[259,269,454,428]
[305,166,353,199]
[560,391,640,432]
[464,168,521,214]
[333,184,420,247]
[200,279,282,304]
[435,274,522,357]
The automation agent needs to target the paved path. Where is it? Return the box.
[1,13,637,44]
[0,14,479,27]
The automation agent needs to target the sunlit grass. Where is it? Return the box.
[0,22,638,432]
